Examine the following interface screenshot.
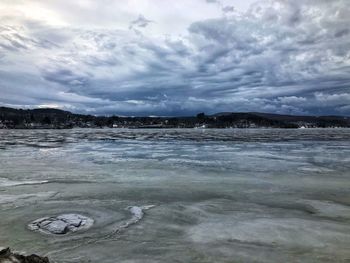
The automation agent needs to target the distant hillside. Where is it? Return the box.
[0,106,349,129]
[213,112,350,128]
[250,112,350,123]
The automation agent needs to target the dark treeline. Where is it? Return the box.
[0,107,349,129]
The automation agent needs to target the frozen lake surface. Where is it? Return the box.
[1,128,350,262]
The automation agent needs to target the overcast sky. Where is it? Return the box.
[0,0,349,116]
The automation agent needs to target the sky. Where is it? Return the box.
[0,0,349,116]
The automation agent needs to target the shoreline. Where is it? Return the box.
[0,126,349,130]
[0,248,49,263]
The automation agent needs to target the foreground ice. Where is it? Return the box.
[0,177,48,187]
[302,200,350,219]
[103,205,155,238]
[0,192,57,205]
[0,129,350,262]
[28,214,94,235]
[188,216,350,249]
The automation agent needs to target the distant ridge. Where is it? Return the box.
[0,106,349,129]
[213,111,348,119]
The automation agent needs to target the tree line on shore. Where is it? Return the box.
[0,107,349,129]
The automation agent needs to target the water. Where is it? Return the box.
[0,128,350,262]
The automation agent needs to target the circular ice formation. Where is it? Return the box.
[28,214,94,235]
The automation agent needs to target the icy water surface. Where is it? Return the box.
[1,128,350,263]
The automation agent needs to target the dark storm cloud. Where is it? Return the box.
[42,68,90,87]
[0,0,350,116]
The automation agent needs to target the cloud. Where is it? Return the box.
[0,25,56,52]
[129,15,153,30]
[315,92,350,106]
[0,0,349,116]
[277,96,307,105]
[222,6,235,13]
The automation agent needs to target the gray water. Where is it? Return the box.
[1,128,350,263]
